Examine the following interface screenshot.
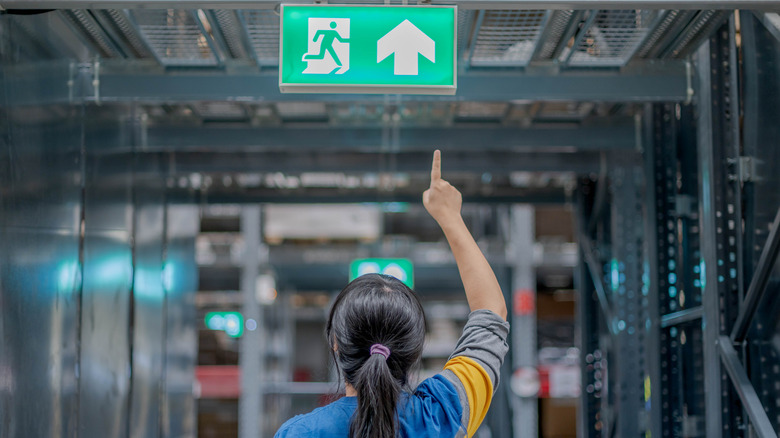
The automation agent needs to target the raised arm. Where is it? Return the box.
[423,150,507,320]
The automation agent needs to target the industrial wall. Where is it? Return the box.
[0,14,199,438]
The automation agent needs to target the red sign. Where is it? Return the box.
[196,366,240,398]
[513,289,535,315]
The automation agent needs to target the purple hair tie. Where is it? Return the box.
[370,344,391,359]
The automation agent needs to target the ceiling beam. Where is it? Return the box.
[0,59,688,106]
[149,149,616,173]
[144,123,636,152]
[100,63,688,103]
[169,186,572,205]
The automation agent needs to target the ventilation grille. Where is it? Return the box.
[240,10,280,66]
[470,10,548,67]
[132,9,217,66]
[568,9,658,66]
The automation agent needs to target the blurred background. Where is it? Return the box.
[2,4,779,438]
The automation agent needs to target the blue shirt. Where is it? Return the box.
[274,374,464,437]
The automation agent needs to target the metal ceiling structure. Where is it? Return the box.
[4,7,728,105]
[48,8,720,68]
[0,4,729,196]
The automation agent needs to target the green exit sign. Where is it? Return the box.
[280,5,457,95]
[350,258,414,288]
[205,312,244,338]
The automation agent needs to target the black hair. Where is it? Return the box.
[326,273,427,438]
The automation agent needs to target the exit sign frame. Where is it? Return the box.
[279,4,457,95]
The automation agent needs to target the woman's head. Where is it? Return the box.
[326,273,426,438]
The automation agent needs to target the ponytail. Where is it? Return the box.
[350,352,400,438]
[326,274,427,438]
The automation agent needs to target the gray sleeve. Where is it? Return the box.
[441,369,469,438]
[448,309,510,391]
[438,309,510,436]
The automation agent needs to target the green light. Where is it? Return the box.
[350,258,414,288]
[205,312,244,338]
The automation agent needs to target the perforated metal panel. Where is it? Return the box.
[457,10,476,56]
[470,10,548,67]
[239,10,280,67]
[634,10,683,58]
[534,10,575,60]
[61,10,121,58]
[212,10,250,59]
[131,9,217,66]
[568,10,659,67]
[101,9,154,59]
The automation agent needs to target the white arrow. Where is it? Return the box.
[377,20,435,76]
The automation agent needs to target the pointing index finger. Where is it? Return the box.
[431,149,441,182]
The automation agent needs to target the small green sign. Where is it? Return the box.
[350,258,414,288]
[205,311,244,338]
[280,5,457,95]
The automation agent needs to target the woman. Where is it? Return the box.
[275,150,509,437]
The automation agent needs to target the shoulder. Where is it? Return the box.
[396,375,464,437]
[274,398,354,438]
[275,415,310,437]
[415,373,461,402]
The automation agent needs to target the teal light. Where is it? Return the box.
[610,259,620,292]
[699,258,706,289]
[56,260,82,294]
[381,202,410,213]
[93,255,131,286]
[205,312,244,338]
[162,261,175,293]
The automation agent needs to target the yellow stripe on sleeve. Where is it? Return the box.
[444,356,494,437]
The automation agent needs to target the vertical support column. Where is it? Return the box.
[645,102,707,437]
[575,181,607,438]
[609,156,647,438]
[642,104,664,438]
[739,12,780,433]
[695,19,747,437]
[163,205,200,438]
[240,206,263,438]
[129,107,168,438]
[509,205,536,438]
[695,41,725,438]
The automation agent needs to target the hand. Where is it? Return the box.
[423,150,462,226]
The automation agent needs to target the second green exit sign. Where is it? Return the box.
[279,5,457,95]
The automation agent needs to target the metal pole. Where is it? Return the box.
[608,158,646,438]
[730,207,780,342]
[694,42,724,438]
[718,337,779,438]
[642,103,663,438]
[509,205,536,438]
[240,205,263,438]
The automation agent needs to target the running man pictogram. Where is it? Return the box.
[302,18,350,75]
[304,21,348,66]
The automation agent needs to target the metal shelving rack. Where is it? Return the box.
[575,15,780,438]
